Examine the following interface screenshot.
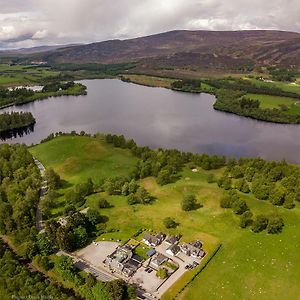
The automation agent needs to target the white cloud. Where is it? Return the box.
[32,29,48,40]
[0,0,299,49]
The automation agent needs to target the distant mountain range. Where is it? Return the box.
[3,30,300,70]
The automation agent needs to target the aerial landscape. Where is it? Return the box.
[0,1,300,300]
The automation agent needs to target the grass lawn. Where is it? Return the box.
[29,135,138,216]
[122,74,175,88]
[243,77,300,94]
[0,64,60,87]
[244,93,300,116]
[30,136,300,300]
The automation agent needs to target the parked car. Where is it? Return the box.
[192,261,199,267]
[148,269,153,273]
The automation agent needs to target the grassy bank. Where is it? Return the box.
[0,64,60,87]
[29,135,300,300]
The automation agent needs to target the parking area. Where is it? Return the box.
[76,241,120,267]
[129,265,163,294]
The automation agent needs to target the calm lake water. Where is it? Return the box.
[1,79,300,163]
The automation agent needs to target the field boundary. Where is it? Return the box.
[161,242,222,300]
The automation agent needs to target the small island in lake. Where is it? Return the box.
[0,111,36,134]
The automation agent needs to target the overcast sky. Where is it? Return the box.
[0,0,299,49]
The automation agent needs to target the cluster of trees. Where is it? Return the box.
[40,168,63,219]
[171,79,203,92]
[105,134,226,185]
[267,67,299,82]
[217,157,300,233]
[33,252,136,300]
[226,158,300,209]
[0,240,75,300]
[52,62,136,76]
[206,78,300,99]
[45,211,102,252]
[0,111,36,133]
[65,178,94,208]
[240,212,284,234]
[100,176,153,206]
[54,255,136,300]
[213,88,300,124]
[0,144,42,258]
[0,87,35,107]
[220,190,249,215]
[42,81,75,93]
[220,191,284,233]
[0,82,87,108]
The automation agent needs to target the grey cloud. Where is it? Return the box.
[0,0,299,49]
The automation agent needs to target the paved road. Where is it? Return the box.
[34,158,47,233]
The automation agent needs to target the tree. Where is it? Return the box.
[40,190,57,218]
[156,268,168,279]
[157,169,172,185]
[231,166,244,178]
[267,215,284,234]
[239,211,253,228]
[135,187,152,204]
[55,255,76,281]
[269,187,285,206]
[36,233,53,255]
[45,168,61,189]
[220,191,239,208]
[128,179,138,194]
[65,190,84,207]
[235,179,250,193]
[86,208,101,225]
[181,194,197,211]
[73,226,88,248]
[75,179,94,198]
[163,217,177,229]
[34,255,53,271]
[252,215,268,233]
[283,193,296,209]
[98,198,111,208]
[232,198,249,215]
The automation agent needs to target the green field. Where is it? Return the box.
[244,93,300,115]
[30,135,300,300]
[122,74,175,88]
[0,64,59,87]
[243,77,300,94]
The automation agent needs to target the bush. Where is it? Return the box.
[252,215,268,233]
[163,217,177,229]
[232,199,249,215]
[98,198,111,208]
[267,215,284,234]
[181,194,197,211]
[239,211,253,228]
[156,268,168,279]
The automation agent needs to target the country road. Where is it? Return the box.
[34,158,47,233]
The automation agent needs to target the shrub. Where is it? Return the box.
[163,217,177,229]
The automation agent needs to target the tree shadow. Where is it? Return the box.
[194,203,204,210]
[60,179,73,189]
